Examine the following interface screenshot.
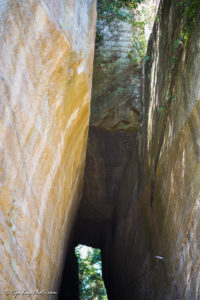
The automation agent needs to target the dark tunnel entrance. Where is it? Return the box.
[58,217,112,300]
[58,243,108,300]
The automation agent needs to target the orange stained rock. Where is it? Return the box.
[0,0,96,298]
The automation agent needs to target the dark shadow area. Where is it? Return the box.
[58,241,80,300]
[58,124,140,300]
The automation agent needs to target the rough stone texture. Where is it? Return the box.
[59,0,200,299]
[79,128,138,223]
[74,0,200,299]
[110,0,200,299]
[0,0,96,299]
[90,0,159,131]
[77,0,159,237]
[77,0,152,233]
[75,128,139,299]
[72,5,144,299]
[90,7,142,131]
[73,1,159,299]
[140,0,200,298]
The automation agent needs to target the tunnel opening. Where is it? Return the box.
[75,245,108,300]
[58,215,113,299]
[58,235,110,300]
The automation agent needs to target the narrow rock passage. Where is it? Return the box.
[59,0,200,299]
[59,1,158,299]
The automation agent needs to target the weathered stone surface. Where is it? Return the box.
[77,0,159,228]
[90,0,159,132]
[75,0,200,299]
[91,7,141,131]
[73,2,160,299]
[79,128,138,222]
[58,0,200,299]
[140,1,200,298]
[0,0,96,298]
[110,0,200,299]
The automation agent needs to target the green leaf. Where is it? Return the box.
[158,106,165,113]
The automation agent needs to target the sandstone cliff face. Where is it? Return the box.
[8,0,199,298]
[109,1,200,299]
[141,0,200,298]
[106,1,200,299]
[0,0,96,298]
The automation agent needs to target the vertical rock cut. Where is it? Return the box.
[0,0,96,298]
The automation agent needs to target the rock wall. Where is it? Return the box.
[141,0,200,298]
[76,0,200,299]
[0,0,96,298]
[107,1,200,299]
[58,0,200,299]
[91,10,141,131]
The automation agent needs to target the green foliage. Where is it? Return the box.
[157,1,199,117]
[171,95,176,101]
[75,245,107,300]
[144,55,150,62]
[96,31,104,44]
[173,38,182,50]
[171,57,177,65]
[98,0,143,20]
[158,106,166,113]
[155,12,161,24]
[178,0,199,24]
[177,0,200,44]
[128,21,146,63]
[97,0,147,64]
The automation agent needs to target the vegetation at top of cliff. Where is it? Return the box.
[177,0,200,44]
[98,0,143,20]
[75,245,108,300]
[166,0,200,81]
[97,0,153,64]
[156,0,200,123]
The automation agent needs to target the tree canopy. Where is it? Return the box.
[75,245,108,300]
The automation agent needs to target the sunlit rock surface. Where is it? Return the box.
[91,7,141,131]
[111,0,200,299]
[0,0,96,298]
[91,0,159,131]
